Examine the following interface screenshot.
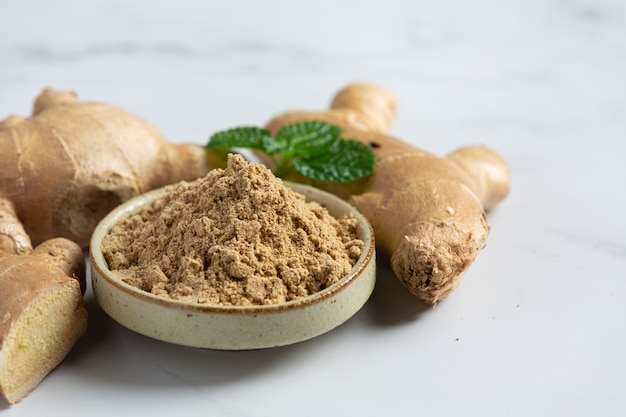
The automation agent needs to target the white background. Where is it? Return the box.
[1,0,625,415]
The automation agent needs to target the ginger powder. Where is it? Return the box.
[101,154,364,306]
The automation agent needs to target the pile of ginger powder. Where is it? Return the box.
[101,154,364,306]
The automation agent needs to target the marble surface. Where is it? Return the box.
[1,0,625,415]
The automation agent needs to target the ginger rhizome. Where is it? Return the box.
[0,88,216,404]
[0,238,87,405]
[263,83,511,305]
[0,88,213,252]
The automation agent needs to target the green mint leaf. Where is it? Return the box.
[205,120,376,183]
[207,127,273,151]
[275,120,341,158]
[261,135,288,155]
[293,139,375,183]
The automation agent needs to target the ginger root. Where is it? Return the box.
[0,88,213,251]
[0,88,217,404]
[0,238,87,405]
[264,83,511,305]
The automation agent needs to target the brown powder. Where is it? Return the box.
[101,154,364,306]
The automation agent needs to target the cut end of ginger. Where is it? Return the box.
[0,266,87,405]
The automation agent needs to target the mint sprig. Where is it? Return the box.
[206,120,375,183]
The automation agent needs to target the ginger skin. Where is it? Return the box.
[0,238,87,405]
[264,83,511,305]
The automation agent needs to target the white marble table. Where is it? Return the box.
[1,0,625,415]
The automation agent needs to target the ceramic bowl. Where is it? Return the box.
[90,181,376,350]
